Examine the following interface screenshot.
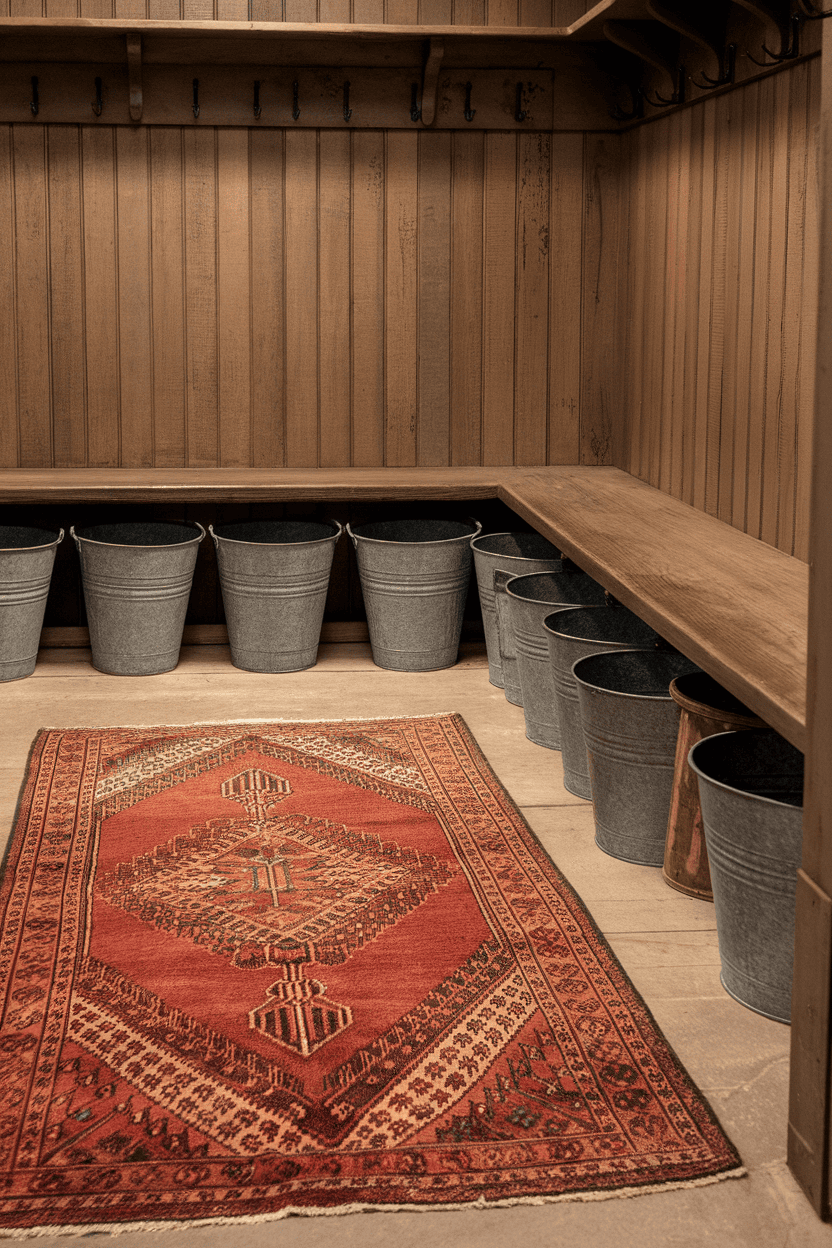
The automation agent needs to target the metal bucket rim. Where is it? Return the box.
[506,572,601,605]
[346,517,482,546]
[688,729,804,810]
[0,527,64,552]
[209,519,343,547]
[470,531,560,558]
[572,648,685,701]
[70,522,206,548]
[669,674,761,725]
[542,605,651,641]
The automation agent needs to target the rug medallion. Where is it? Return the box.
[0,715,742,1232]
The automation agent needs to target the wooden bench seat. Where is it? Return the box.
[0,465,808,752]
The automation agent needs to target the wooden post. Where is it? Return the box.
[788,20,832,1220]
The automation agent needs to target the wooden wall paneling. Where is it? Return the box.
[285,129,318,466]
[487,0,519,25]
[149,127,186,468]
[795,57,821,562]
[48,125,86,468]
[249,129,285,468]
[417,130,451,467]
[453,0,485,22]
[520,0,551,26]
[13,126,52,468]
[351,130,385,467]
[760,70,791,550]
[729,85,757,538]
[217,0,248,17]
[745,76,773,541]
[667,107,691,502]
[81,126,119,467]
[0,128,17,468]
[482,131,515,465]
[651,116,672,492]
[114,0,147,17]
[183,127,218,467]
[514,131,548,465]
[148,0,180,18]
[353,0,384,20]
[580,134,619,466]
[679,105,704,507]
[115,127,153,465]
[320,0,350,21]
[642,119,665,486]
[547,132,581,465]
[690,98,716,514]
[216,128,251,467]
[182,0,212,19]
[777,60,810,557]
[250,1,283,19]
[384,130,418,466]
[420,0,452,25]
[703,91,730,518]
[9,0,46,15]
[319,129,352,468]
[717,79,745,526]
[450,130,483,466]
[623,128,645,479]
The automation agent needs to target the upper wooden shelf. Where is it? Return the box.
[0,465,808,751]
[0,4,648,67]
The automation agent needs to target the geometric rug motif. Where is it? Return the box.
[0,715,743,1233]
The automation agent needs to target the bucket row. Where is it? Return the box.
[471,530,805,1027]
[0,517,485,680]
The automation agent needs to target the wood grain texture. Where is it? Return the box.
[482,131,516,465]
[620,61,819,559]
[450,130,483,466]
[547,131,581,465]
[384,129,418,466]
[13,126,52,468]
[417,130,451,466]
[0,128,18,468]
[581,134,619,466]
[351,129,384,467]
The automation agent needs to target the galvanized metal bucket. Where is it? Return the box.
[72,521,205,676]
[210,519,342,673]
[494,569,524,705]
[346,517,481,671]
[665,673,763,902]
[574,649,701,865]
[543,604,660,799]
[0,526,63,682]
[506,570,608,748]
[689,729,804,1023]
[471,531,561,689]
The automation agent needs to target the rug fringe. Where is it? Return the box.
[0,1167,748,1240]
[33,713,465,731]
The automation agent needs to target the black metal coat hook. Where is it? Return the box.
[748,14,800,65]
[410,83,421,123]
[692,43,736,90]
[192,78,200,119]
[797,0,832,18]
[515,82,528,123]
[463,82,475,122]
[253,80,261,119]
[30,76,39,118]
[343,81,352,123]
[610,82,644,122]
[92,77,103,117]
[643,65,686,108]
[292,80,300,121]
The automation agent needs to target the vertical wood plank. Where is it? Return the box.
[351,130,385,467]
[760,72,790,549]
[0,128,17,466]
[48,125,86,468]
[482,131,515,465]
[668,108,691,501]
[453,0,485,21]
[417,130,452,466]
[795,57,820,562]
[681,105,705,506]
[548,132,582,465]
[115,127,153,466]
[703,92,730,518]
[217,128,251,468]
[13,127,52,467]
[81,126,119,468]
[745,79,773,539]
[319,130,351,468]
[716,91,742,524]
[182,0,212,16]
[450,130,483,466]
[519,0,550,26]
[183,127,218,468]
[421,0,451,21]
[217,0,247,15]
[515,131,548,466]
[487,0,518,24]
[250,129,285,468]
[250,0,283,17]
[647,116,670,491]
[581,134,619,466]
[386,0,418,22]
[284,129,318,467]
[149,128,186,468]
[384,130,418,466]
[353,0,383,18]
[775,63,807,555]
[320,0,349,18]
[692,98,717,514]
[625,128,647,478]
[731,85,759,537]
[148,0,179,16]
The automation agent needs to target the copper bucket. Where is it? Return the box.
[664,672,764,901]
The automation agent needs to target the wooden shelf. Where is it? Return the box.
[0,465,808,751]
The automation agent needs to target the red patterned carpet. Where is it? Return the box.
[0,715,742,1232]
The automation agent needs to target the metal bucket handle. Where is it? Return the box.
[347,517,481,549]
[71,522,206,549]
[209,520,342,550]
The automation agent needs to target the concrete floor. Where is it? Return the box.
[1,642,829,1247]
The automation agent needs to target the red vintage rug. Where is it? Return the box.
[0,715,742,1234]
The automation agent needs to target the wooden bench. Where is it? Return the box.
[0,464,808,752]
